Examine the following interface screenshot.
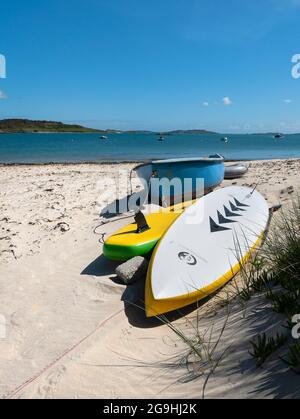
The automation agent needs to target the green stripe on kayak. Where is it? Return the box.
[103,239,159,261]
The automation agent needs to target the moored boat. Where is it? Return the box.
[225,163,248,179]
[135,154,225,205]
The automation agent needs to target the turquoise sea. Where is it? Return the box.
[0,133,299,163]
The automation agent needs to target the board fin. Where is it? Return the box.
[217,211,237,225]
[210,217,232,233]
[134,211,151,234]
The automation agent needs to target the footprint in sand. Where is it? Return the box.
[279,186,294,202]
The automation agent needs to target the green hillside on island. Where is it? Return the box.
[0,119,217,135]
[0,119,103,133]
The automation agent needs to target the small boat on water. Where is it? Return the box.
[225,163,248,179]
[274,134,284,139]
[221,137,229,143]
[100,135,108,140]
[158,136,165,142]
[135,154,225,205]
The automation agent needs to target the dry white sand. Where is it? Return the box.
[0,159,299,399]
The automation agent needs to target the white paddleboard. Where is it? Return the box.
[145,186,269,317]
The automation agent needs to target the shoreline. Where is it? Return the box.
[1,130,300,135]
[0,157,300,166]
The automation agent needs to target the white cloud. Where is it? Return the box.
[222,97,232,106]
[0,90,7,99]
[284,99,292,103]
[203,101,209,107]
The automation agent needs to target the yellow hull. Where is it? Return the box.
[145,234,263,317]
[103,200,195,261]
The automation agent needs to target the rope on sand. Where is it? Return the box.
[4,308,124,399]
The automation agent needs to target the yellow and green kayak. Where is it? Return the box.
[103,201,194,261]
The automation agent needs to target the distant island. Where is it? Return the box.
[164,129,216,135]
[0,119,104,133]
[0,119,217,135]
[250,132,284,136]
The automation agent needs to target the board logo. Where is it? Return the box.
[178,252,197,265]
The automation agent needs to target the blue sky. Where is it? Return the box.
[0,0,300,132]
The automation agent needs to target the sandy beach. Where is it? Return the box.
[0,159,299,399]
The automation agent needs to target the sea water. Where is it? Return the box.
[0,133,299,163]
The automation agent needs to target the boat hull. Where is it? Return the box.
[103,212,180,261]
[103,200,194,261]
[151,160,224,204]
[224,164,248,179]
[135,156,225,205]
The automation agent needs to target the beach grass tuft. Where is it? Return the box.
[281,344,300,373]
[245,197,300,368]
[158,307,231,398]
[249,333,287,367]
[265,289,300,315]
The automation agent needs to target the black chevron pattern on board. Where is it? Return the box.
[229,201,246,212]
[210,217,232,233]
[209,195,251,233]
[224,205,242,217]
[217,211,238,225]
[234,198,250,208]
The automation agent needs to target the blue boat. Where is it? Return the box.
[135,154,225,205]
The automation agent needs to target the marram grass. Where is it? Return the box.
[161,196,300,380]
